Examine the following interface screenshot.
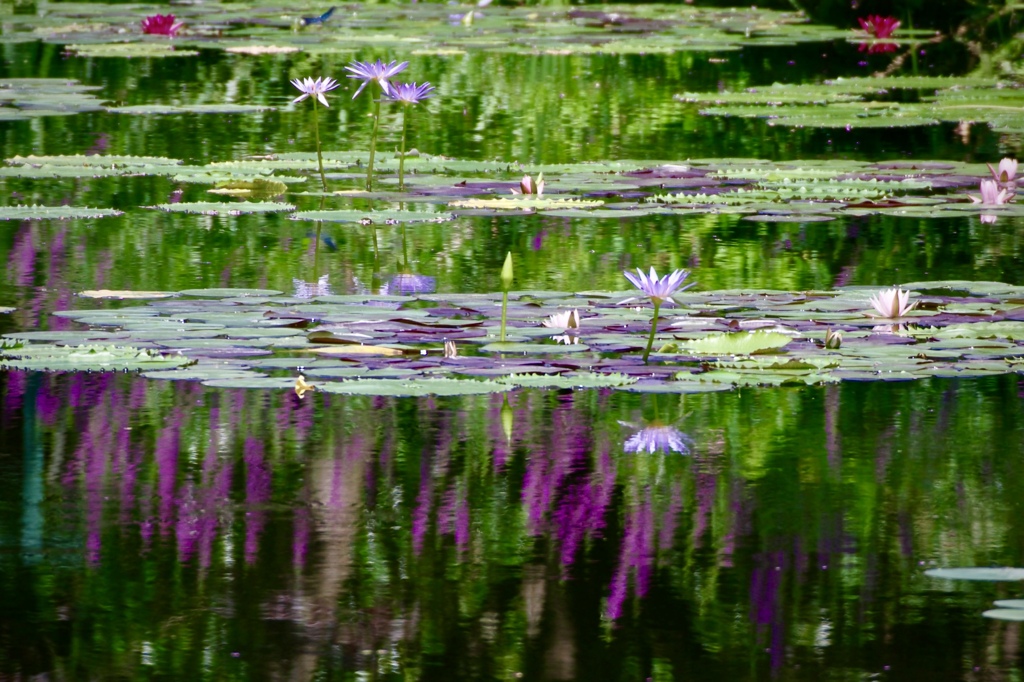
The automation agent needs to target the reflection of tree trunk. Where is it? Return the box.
[276,451,365,681]
[542,577,576,682]
[522,564,546,639]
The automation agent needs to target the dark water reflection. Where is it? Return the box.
[3,371,1024,679]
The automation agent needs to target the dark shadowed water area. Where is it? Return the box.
[2,11,1024,680]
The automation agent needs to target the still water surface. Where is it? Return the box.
[1,25,1023,681]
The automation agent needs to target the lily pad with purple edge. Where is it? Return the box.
[479,342,592,353]
[304,367,423,380]
[201,377,296,389]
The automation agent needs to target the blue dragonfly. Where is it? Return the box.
[302,7,336,25]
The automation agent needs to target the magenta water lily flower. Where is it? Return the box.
[141,13,184,36]
[624,267,695,305]
[970,179,1013,205]
[344,59,409,99]
[858,15,900,39]
[385,81,435,105]
[290,76,339,107]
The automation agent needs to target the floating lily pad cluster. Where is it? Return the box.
[677,76,1024,134]
[2,152,1016,223]
[3,281,1024,393]
[6,4,859,58]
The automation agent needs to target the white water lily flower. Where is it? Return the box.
[867,287,917,319]
[542,309,579,329]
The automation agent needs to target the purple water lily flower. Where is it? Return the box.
[290,76,339,107]
[386,81,435,105]
[345,59,409,99]
[623,267,695,305]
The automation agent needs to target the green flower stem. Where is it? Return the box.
[500,290,509,342]
[398,106,409,192]
[642,299,661,363]
[312,100,327,192]
[366,96,382,191]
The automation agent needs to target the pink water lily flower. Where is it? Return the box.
[511,173,544,196]
[988,157,1018,184]
[858,15,900,39]
[970,179,1013,205]
[141,13,184,36]
[867,287,917,319]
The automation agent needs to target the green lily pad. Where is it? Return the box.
[679,331,793,355]
[107,103,273,115]
[983,609,1024,621]
[150,201,295,215]
[925,567,1024,581]
[498,372,637,388]
[0,205,123,220]
[0,344,191,371]
[291,209,454,224]
[317,378,513,396]
[178,288,284,298]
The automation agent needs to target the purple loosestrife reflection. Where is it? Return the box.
[291,76,339,191]
[345,59,409,191]
[623,267,695,363]
[385,82,435,191]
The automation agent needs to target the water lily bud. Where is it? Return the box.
[500,395,514,443]
[500,251,513,291]
[824,328,842,349]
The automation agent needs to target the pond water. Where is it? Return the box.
[2,3,1024,680]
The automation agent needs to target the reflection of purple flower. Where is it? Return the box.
[386,273,436,295]
[858,15,900,38]
[624,425,692,455]
[344,59,409,99]
[857,41,897,54]
[293,274,331,298]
